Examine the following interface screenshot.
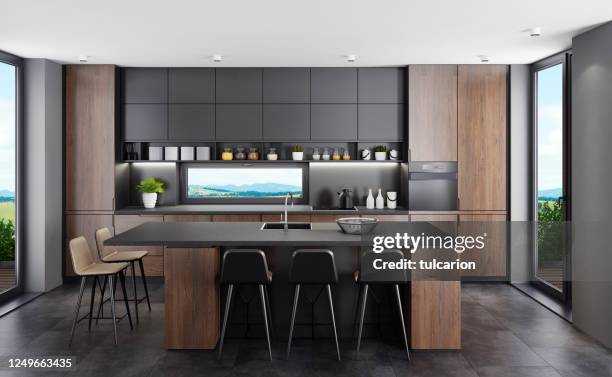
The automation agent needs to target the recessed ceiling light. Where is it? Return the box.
[529,27,542,37]
[345,54,357,63]
[478,55,489,63]
[213,54,223,62]
[78,55,89,63]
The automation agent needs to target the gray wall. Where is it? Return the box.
[571,21,612,348]
[23,59,62,292]
[509,64,532,283]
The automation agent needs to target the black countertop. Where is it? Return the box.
[104,221,440,248]
[114,204,410,216]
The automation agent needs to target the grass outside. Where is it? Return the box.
[0,202,15,222]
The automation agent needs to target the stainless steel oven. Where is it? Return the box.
[407,161,458,211]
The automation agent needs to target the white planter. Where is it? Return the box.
[292,151,304,160]
[374,151,387,161]
[142,193,158,209]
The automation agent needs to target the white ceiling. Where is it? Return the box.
[2,0,611,66]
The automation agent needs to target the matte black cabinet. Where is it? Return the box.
[169,68,214,103]
[263,68,310,103]
[169,104,215,140]
[263,104,310,140]
[216,69,262,103]
[216,104,262,140]
[311,68,357,103]
[358,68,404,103]
[311,104,357,140]
[123,104,167,140]
[122,68,167,103]
[358,104,403,140]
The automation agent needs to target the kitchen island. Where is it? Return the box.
[106,221,460,350]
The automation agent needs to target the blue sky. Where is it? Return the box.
[0,62,16,193]
[537,64,563,192]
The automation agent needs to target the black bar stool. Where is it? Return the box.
[218,249,273,361]
[287,249,341,361]
[355,249,410,360]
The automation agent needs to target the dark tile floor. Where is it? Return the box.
[0,283,610,377]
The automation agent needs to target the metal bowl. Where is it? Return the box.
[336,217,379,235]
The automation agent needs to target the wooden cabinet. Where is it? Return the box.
[364,214,410,222]
[458,214,507,277]
[408,65,458,161]
[458,65,507,211]
[261,214,311,223]
[65,214,114,276]
[114,215,165,277]
[411,281,461,349]
[164,215,212,222]
[212,214,262,222]
[65,65,117,211]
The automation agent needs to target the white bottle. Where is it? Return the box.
[366,189,375,209]
[376,188,385,209]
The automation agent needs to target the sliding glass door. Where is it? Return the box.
[533,52,571,301]
[0,51,21,300]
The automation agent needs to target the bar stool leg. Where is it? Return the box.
[88,276,97,330]
[138,258,152,312]
[351,284,363,340]
[394,284,410,360]
[218,284,234,360]
[259,284,273,361]
[286,284,300,360]
[95,276,108,324]
[356,284,369,359]
[119,271,134,330]
[109,275,118,345]
[131,261,139,323]
[264,285,275,338]
[69,276,87,347]
[326,284,341,361]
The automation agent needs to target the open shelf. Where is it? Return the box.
[122,159,404,163]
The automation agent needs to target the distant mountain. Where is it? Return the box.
[538,188,562,201]
[206,183,301,193]
[0,190,14,198]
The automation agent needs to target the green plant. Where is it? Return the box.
[537,200,564,264]
[137,178,165,194]
[374,145,387,153]
[0,219,15,261]
[292,145,304,152]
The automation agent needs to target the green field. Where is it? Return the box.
[0,202,15,222]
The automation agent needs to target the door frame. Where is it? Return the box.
[0,50,24,303]
[530,50,572,303]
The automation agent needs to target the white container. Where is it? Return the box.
[142,193,157,209]
[386,191,397,209]
[267,153,278,160]
[165,147,178,161]
[312,153,321,160]
[180,147,195,160]
[376,188,385,209]
[292,151,304,160]
[148,146,163,161]
[366,189,375,209]
[389,149,399,160]
[374,151,387,161]
[196,147,211,160]
[361,149,371,160]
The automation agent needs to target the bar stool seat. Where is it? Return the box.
[79,262,129,276]
[102,250,148,262]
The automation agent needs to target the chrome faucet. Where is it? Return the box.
[283,193,294,231]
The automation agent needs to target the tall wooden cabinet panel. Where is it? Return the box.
[458,214,507,277]
[408,65,458,161]
[65,214,114,276]
[114,215,165,277]
[458,65,507,211]
[65,65,117,211]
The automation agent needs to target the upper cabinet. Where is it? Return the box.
[358,68,404,103]
[216,104,263,140]
[358,104,404,140]
[122,68,167,103]
[311,104,357,140]
[215,68,262,103]
[263,68,310,103]
[408,65,458,161]
[458,65,507,211]
[311,68,357,103]
[169,68,214,103]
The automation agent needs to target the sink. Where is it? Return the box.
[261,222,312,230]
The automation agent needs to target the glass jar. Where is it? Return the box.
[312,147,321,160]
[248,147,259,160]
[332,148,341,160]
[322,148,330,160]
[267,148,278,160]
[221,148,233,161]
[342,149,351,160]
[234,147,246,160]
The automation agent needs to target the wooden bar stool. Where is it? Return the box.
[287,249,340,361]
[95,227,151,323]
[69,236,133,346]
[218,249,273,361]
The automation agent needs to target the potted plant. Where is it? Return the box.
[292,145,304,160]
[374,145,387,161]
[137,178,165,209]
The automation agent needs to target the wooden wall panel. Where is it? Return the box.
[411,280,461,349]
[408,65,458,161]
[459,214,507,277]
[164,215,212,222]
[165,248,220,349]
[212,214,261,222]
[261,214,311,222]
[458,65,507,211]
